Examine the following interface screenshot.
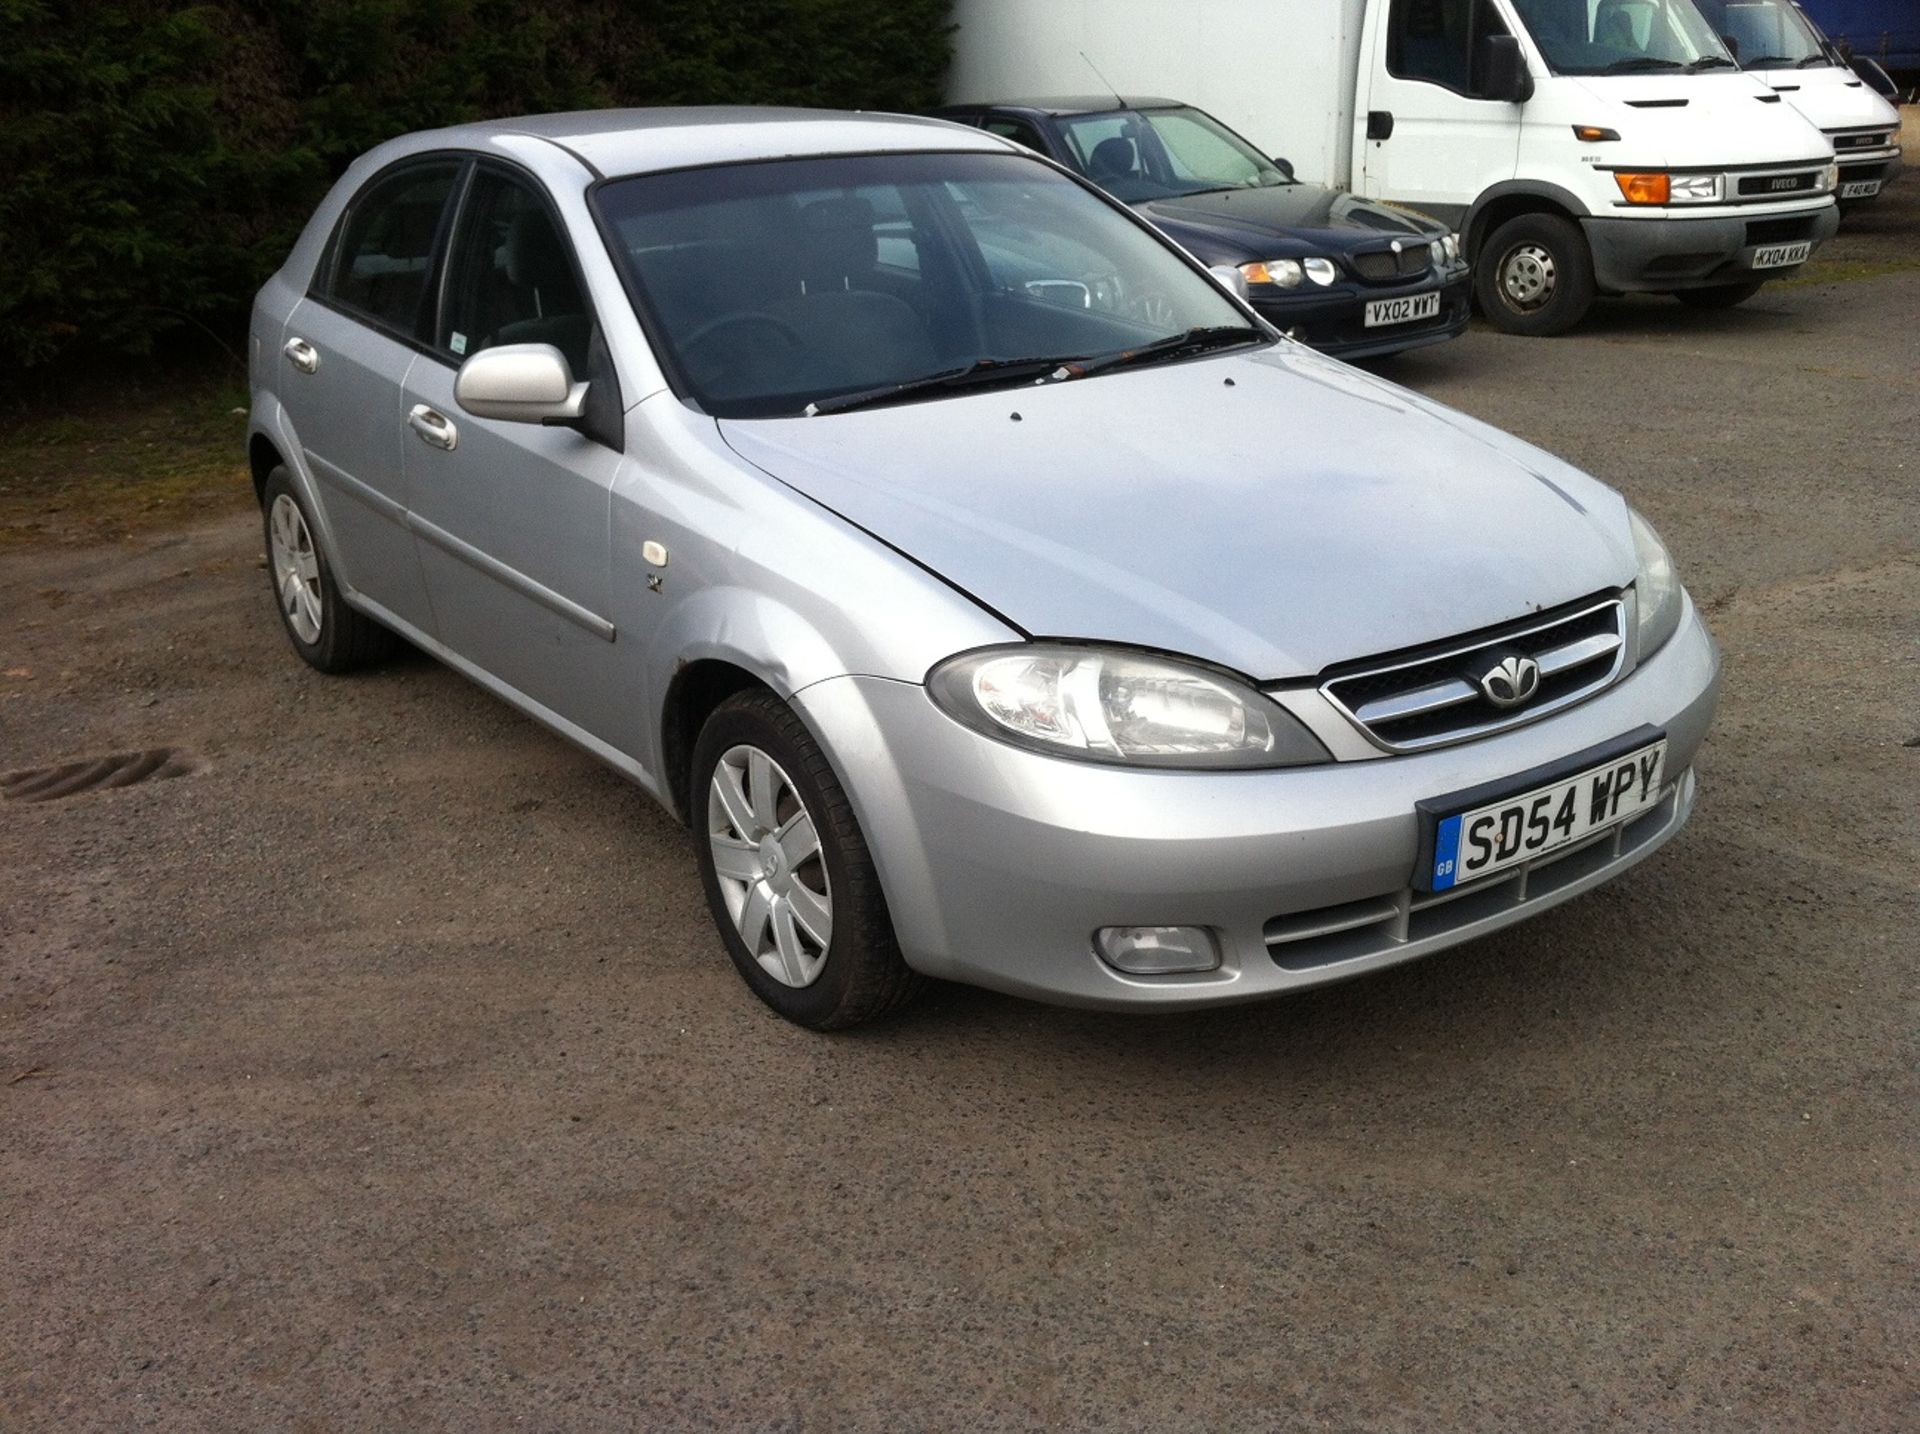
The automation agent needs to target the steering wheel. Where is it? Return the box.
[682,311,806,354]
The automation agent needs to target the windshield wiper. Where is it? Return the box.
[804,356,1079,416]
[1686,55,1738,71]
[1796,52,1834,67]
[1071,325,1268,378]
[1603,56,1684,72]
[1743,54,1796,67]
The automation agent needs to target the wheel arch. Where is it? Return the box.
[660,657,775,824]
[1464,181,1591,262]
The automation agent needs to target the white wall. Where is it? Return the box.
[946,0,1369,187]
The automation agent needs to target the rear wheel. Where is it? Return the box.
[261,467,395,673]
[691,689,924,1029]
[1675,280,1765,310]
[1475,213,1596,337]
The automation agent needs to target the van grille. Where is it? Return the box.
[1745,216,1817,245]
[1736,170,1819,197]
[1317,595,1627,753]
[1828,128,1895,151]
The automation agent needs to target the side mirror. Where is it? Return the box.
[454,343,588,424]
[1477,33,1534,104]
[1851,53,1899,100]
[1271,156,1296,180]
[1208,264,1251,300]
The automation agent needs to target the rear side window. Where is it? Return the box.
[321,161,462,336]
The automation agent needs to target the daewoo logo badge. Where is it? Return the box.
[1477,654,1541,709]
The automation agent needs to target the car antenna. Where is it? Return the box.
[1079,50,1127,111]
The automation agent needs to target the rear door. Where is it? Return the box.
[280,158,462,634]
[1360,0,1523,221]
[400,162,627,744]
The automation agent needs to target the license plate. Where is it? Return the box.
[1752,241,1811,269]
[1422,737,1668,893]
[1364,291,1441,327]
[1839,179,1882,199]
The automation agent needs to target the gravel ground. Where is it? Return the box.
[3,184,1916,1431]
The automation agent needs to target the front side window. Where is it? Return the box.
[1507,0,1736,73]
[323,161,461,337]
[1386,0,1515,92]
[593,151,1258,419]
[438,169,592,374]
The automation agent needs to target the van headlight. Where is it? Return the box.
[1629,508,1683,660]
[929,646,1329,768]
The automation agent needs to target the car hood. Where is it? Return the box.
[717,345,1637,680]
[1569,71,1833,164]
[1134,184,1441,260]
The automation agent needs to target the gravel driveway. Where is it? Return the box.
[3,189,1916,1430]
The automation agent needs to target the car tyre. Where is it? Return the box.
[691,688,925,1029]
[1674,280,1765,310]
[261,466,395,673]
[1475,213,1596,337]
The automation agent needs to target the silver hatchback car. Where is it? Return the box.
[249,108,1721,1028]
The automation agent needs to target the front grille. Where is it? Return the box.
[1349,245,1431,283]
[1263,777,1686,970]
[1828,128,1895,151]
[1318,595,1626,753]
[1746,215,1817,245]
[1736,170,1818,197]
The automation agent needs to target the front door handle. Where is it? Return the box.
[407,404,458,451]
[283,336,320,374]
[1367,110,1394,141]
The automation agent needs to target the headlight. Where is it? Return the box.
[1616,171,1723,205]
[1239,258,1303,288]
[1302,256,1338,286]
[1821,160,1840,192]
[1444,232,1462,262]
[928,646,1329,769]
[1429,239,1446,267]
[1629,508,1683,660]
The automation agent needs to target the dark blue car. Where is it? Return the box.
[934,96,1473,360]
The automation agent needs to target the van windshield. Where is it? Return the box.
[1690,0,1832,67]
[593,151,1262,419]
[1509,0,1738,74]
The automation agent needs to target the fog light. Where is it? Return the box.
[1095,925,1221,975]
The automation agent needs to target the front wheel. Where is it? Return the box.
[260,467,395,673]
[1474,213,1596,337]
[1674,280,1765,310]
[691,689,924,1029]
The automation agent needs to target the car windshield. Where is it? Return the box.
[1509,0,1738,74]
[1690,0,1832,66]
[593,151,1262,419]
[1054,106,1295,203]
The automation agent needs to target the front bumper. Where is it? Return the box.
[1582,202,1841,293]
[1248,267,1471,360]
[796,599,1722,1011]
[1837,147,1903,202]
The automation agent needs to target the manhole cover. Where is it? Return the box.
[2,748,198,803]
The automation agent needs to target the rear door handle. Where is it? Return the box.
[407,404,458,451]
[283,337,320,374]
[1367,110,1394,141]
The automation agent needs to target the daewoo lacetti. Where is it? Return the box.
[248,109,1722,1028]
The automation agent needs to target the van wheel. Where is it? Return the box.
[691,689,925,1030]
[1675,280,1765,310]
[1475,213,1596,336]
[261,467,395,673]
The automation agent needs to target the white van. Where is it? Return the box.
[1690,0,1903,207]
[947,0,1844,334]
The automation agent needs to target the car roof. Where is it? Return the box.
[374,107,1008,179]
[939,97,1186,118]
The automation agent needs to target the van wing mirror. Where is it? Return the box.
[1271,156,1296,180]
[454,343,589,425]
[1477,33,1534,104]
[1850,53,1898,100]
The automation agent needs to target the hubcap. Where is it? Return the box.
[707,744,832,988]
[268,494,323,645]
[1499,243,1558,311]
